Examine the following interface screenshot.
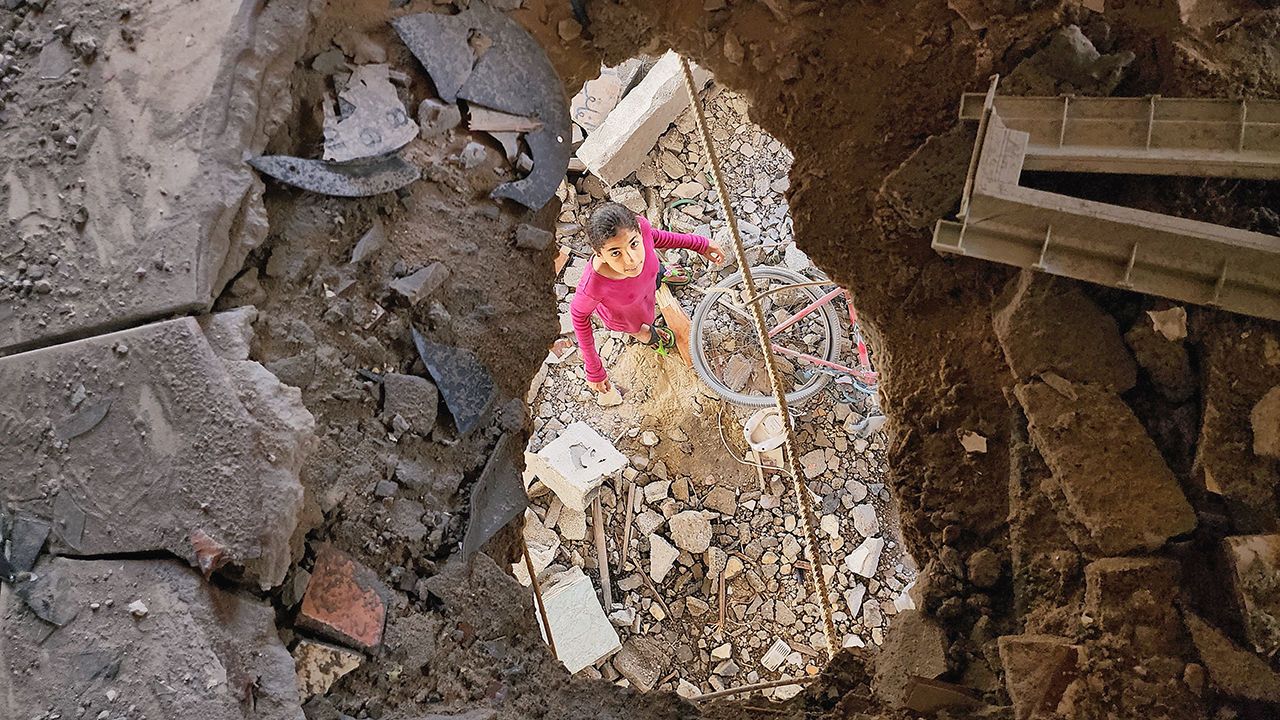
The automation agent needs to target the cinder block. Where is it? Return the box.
[525,421,627,511]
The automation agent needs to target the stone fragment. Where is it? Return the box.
[612,637,670,693]
[576,51,712,185]
[873,610,949,707]
[1251,387,1280,459]
[382,373,439,436]
[1016,379,1195,555]
[670,511,713,553]
[800,449,826,478]
[845,584,867,618]
[1083,556,1183,656]
[997,634,1081,720]
[643,480,670,504]
[418,98,463,137]
[993,271,1136,392]
[197,306,258,361]
[1223,534,1280,657]
[634,510,665,536]
[650,534,679,583]
[609,185,648,214]
[711,642,732,659]
[851,504,880,537]
[902,678,983,714]
[570,66,624,133]
[960,431,987,454]
[7,515,51,574]
[1148,307,1187,341]
[538,566,620,673]
[390,262,450,305]
[299,544,388,652]
[1182,610,1280,703]
[1,0,310,353]
[0,318,312,590]
[512,509,559,586]
[821,514,840,538]
[2,558,300,720]
[515,224,555,251]
[967,548,1002,588]
[845,537,885,578]
[703,486,737,516]
[525,422,627,511]
[673,181,704,199]
[559,506,588,541]
[294,639,362,699]
[1124,315,1195,402]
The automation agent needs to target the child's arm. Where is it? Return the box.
[570,292,610,389]
[652,227,710,254]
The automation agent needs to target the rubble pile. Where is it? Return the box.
[523,77,910,695]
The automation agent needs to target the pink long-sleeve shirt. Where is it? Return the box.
[570,216,709,383]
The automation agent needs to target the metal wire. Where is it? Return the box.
[678,56,838,657]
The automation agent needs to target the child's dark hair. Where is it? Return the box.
[586,202,639,252]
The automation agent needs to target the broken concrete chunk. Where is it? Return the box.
[512,509,559,585]
[649,534,679,583]
[1124,314,1195,402]
[0,318,311,590]
[570,65,625,133]
[390,262,451,306]
[418,98,463,138]
[382,373,439,436]
[1183,610,1280,703]
[299,544,388,652]
[197,306,259,361]
[411,329,496,435]
[2,558,301,720]
[703,486,737,516]
[902,677,983,714]
[538,566,620,673]
[1148,307,1188,341]
[669,510,713,553]
[1224,534,1280,657]
[351,219,387,264]
[993,271,1137,392]
[1251,387,1280,459]
[997,634,1082,720]
[1083,556,1183,657]
[851,504,880,537]
[576,51,713,186]
[845,536,885,578]
[613,637,670,693]
[515,224,555,251]
[324,64,416,162]
[294,638,362,699]
[525,422,627,511]
[1015,379,1195,555]
[873,610,949,707]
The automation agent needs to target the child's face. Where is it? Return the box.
[597,228,645,278]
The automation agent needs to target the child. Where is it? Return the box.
[570,202,725,394]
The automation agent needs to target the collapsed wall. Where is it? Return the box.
[3,0,1280,719]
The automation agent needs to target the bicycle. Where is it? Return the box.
[689,266,879,407]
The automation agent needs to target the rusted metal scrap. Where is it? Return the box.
[462,432,528,557]
[410,327,495,435]
[392,7,570,210]
[248,154,420,197]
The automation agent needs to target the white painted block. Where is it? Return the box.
[536,566,620,674]
[525,421,628,511]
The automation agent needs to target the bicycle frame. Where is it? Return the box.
[766,286,878,385]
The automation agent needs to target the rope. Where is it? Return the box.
[678,56,838,657]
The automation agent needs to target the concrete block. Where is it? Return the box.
[997,635,1081,720]
[1,558,300,720]
[873,609,949,707]
[537,566,621,673]
[575,51,712,186]
[1083,556,1184,657]
[1016,379,1195,555]
[612,636,670,692]
[299,544,388,652]
[0,317,313,589]
[525,421,627,511]
[0,0,312,354]
[1224,534,1280,658]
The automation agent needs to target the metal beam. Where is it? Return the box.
[958,93,1280,179]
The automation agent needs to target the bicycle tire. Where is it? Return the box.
[691,266,842,407]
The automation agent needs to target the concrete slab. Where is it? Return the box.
[0,0,312,354]
[575,51,712,186]
[1,558,302,720]
[1015,379,1195,555]
[525,421,627,511]
[536,566,620,674]
[0,317,313,589]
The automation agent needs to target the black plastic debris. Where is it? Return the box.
[51,492,85,551]
[392,7,570,210]
[411,328,495,435]
[461,432,527,557]
[53,397,111,443]
[248,154,421,198]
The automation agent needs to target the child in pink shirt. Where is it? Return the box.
[570,202,725,393]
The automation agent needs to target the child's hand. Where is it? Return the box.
[703,243,726,265]
[588,378,613,394]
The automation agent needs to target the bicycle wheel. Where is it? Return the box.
[691,266,841,407]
